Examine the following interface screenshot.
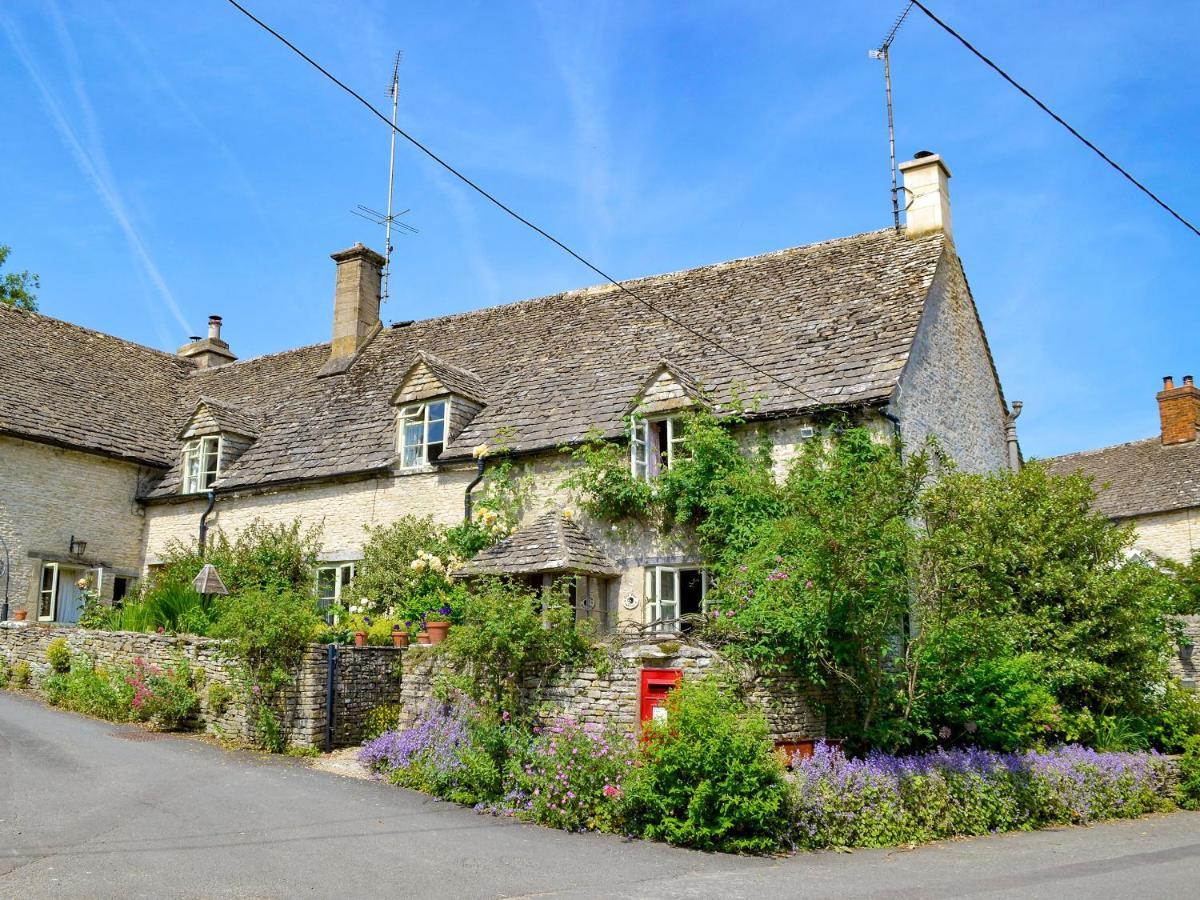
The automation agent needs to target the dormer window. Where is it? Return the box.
[182,435,221,493]
[399,399,447,468]
[630,416,685,480]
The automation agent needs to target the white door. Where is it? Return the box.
[56,567,84,624]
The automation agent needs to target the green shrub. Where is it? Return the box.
[363,703,401,740]
[206,681,232,717]
[513,715,634,832]
[1143,681,1200,752]
[0,662,7,689]
[1178,735,1200,810]
[45,638,71,674]
[444,578,591,714]
[11,661,31,689]
[41,657,133,721]
[621,679,790,853]
[210,587,320,750]
[126,658,198,730]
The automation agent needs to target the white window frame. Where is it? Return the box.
[182,435,221,494]
[644,565,709,632]
[38,562,59,622]
[630,416,684,481]
[398,399,449,469]
[316,562,355,609]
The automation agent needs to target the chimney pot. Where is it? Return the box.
[1164,375,1175,390]
[898,152,953,240]
[1185,375,1195,387]
[207,315,223,341]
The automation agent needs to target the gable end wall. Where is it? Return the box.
[892,249,1008,474]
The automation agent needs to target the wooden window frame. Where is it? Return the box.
[398,398,449,469]
[644,565,710,633]
[181,435,221,494]
[38,562,59,622]
[630,415,684,481]
[316,562,356,609]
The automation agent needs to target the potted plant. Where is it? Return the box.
[354,630,368,648]
[416,614,431,645]
[425,605,452,644]
[13,610,27,622]
[392,623,410,648]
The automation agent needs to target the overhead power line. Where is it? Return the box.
[911,0,1200,239]
[222,0,836,413]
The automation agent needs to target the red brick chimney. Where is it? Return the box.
[1157,375,1200,444]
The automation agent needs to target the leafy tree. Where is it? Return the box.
[0,245,39,310]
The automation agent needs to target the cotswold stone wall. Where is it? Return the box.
[0,435,150,618]
[1171,615,1199,689]
[0,624,401,748]
[397,634,827,741]
[1127,508,1200,564]
[893,249,1010,475]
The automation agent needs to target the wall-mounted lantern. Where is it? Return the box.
[68,535,88,557]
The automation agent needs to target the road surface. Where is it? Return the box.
[2,691,1197,898]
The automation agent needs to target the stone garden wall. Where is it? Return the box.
[1171,615,1199,689]
[397,633,827,741]
[0,623,401,749]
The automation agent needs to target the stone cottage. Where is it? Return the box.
[1044,375,1200,562]
[0,152,1014,628]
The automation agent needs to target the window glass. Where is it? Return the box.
[39,563,58,620]
[399,400,451,467]
[316,563,355,609]
[630,418,649,480]
[182,436,221,493]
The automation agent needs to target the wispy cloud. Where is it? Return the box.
[535,2,619,258]
[3,7,192,339]
[426,165,500,307]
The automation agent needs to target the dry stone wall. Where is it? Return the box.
[0,623,401,748]
[397,634,827,740]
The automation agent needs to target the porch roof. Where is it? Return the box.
[453,510,621,578]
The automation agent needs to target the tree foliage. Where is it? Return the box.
[0,245,39,310]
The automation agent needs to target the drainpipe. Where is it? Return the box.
[880,408,903,454]
[0,534,10,621]
[463,457,486,523]
[324,642,338,751]
[1005,401,1024,473]
[198,490,217,557]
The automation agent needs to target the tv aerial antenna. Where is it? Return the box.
[869,2,914,232]
[350,51,417,303]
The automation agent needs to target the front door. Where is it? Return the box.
[56,567,85,624]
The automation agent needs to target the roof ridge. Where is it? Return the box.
[1040,434,1161,462]
[0,304,192,368]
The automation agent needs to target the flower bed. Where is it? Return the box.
[790,742,1175,849]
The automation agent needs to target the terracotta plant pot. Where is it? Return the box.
[354,631,368,648]
[392,631,410,648]
[13,610,27,622]
[416,630,431,645]
[426,621,451,645]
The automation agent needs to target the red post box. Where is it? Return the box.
[639,668,682,725]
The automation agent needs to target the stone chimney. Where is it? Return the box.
[177,315,236,368]
[322,243,385,375]
[898,151,952,240]
[1157,375,1200,445]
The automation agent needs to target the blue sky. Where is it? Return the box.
[2,1,1198,458]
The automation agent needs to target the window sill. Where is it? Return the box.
[393,462,439,477]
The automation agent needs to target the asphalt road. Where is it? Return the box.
[2,691,1198,899]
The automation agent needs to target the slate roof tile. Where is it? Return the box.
[454,510,620,577]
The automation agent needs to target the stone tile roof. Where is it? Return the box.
[178,397,263,439]
[454,510,621,577]
[3,228,948,495]
[1041,436,1200,519]
[413,351,486,404]
[0,306,191,466]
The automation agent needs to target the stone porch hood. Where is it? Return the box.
[453,510,621,578]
